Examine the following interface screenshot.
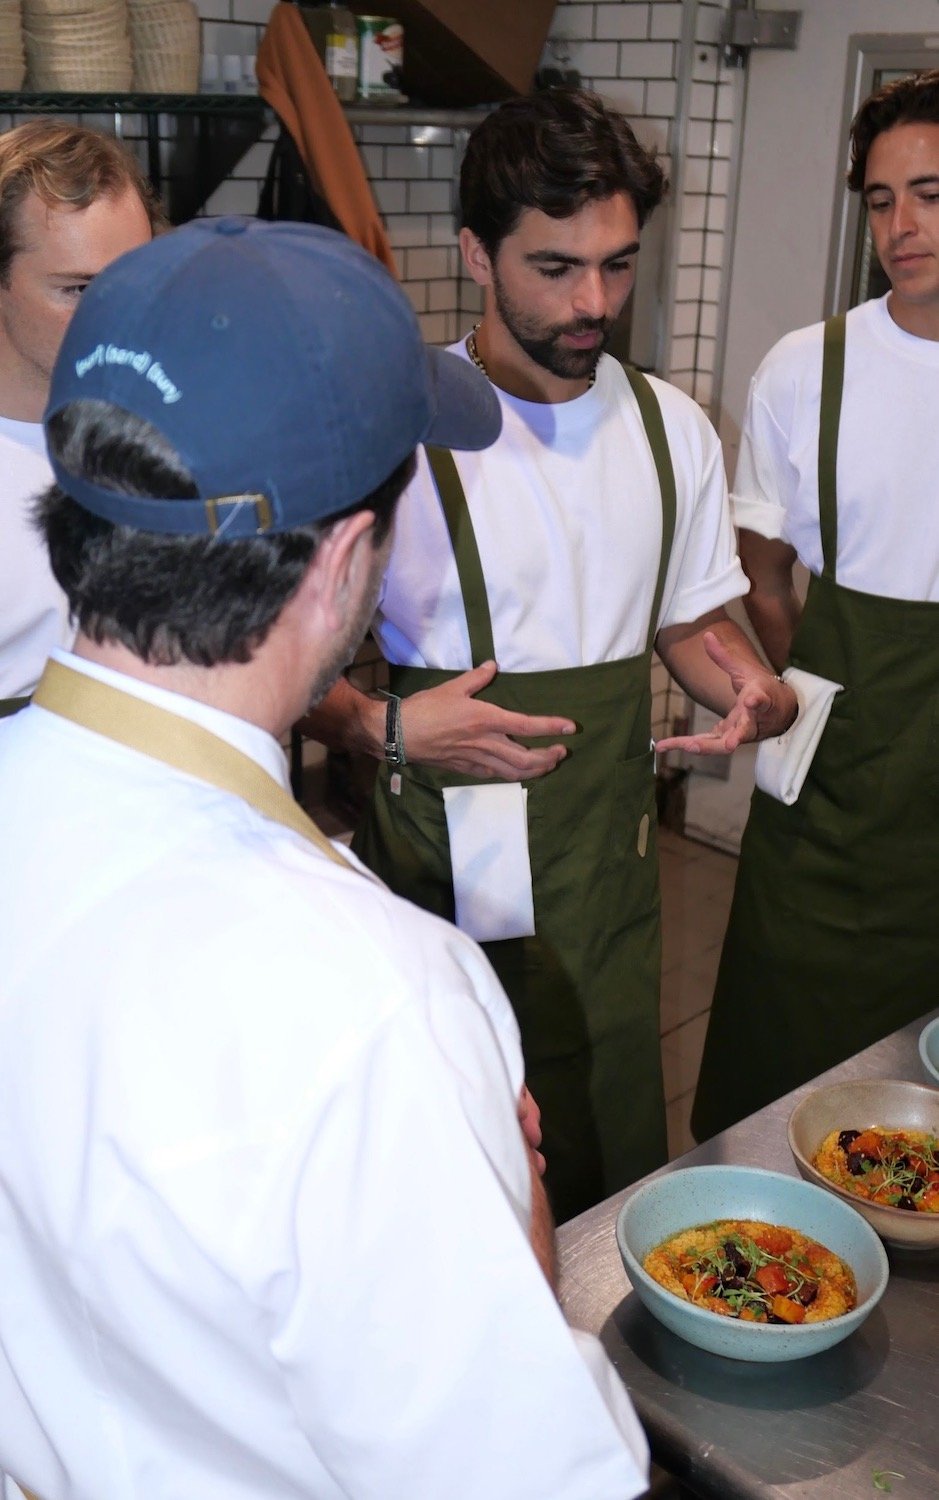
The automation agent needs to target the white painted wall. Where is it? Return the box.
[718,0,939,462]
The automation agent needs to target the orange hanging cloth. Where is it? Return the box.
[257,2,398,278]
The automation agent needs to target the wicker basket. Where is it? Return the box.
[0,53,26,87]
[24,0,107,15]
[0,58,26,87]
[24,0,132,90]
[24,5,128,40]
[0,0,25,87]
[129,0,198,92]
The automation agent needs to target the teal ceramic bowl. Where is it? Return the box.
[919,1017,939,1086]
[616,1165,888,1363]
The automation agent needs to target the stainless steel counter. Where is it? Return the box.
[557,1010,939,1499]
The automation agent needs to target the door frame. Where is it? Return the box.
[825,33,938,314]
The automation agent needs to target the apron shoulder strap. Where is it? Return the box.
[0,695,31,718]
[429,368,678,664]
[33,660,358,874]
[425,444,496,667]
[623,367,678,652]
[818,313,846,580]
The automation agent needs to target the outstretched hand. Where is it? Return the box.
[655,630,798,756]
[401,659,575,779]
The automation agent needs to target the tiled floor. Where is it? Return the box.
[658,826,738,1159]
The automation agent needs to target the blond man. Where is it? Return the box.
[0,121,161,711]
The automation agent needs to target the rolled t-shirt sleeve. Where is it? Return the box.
[730,374,796,541]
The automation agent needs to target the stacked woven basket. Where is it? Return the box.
[0,0,26,89]
[23,0,133,88]
[128,0,199,92]
[19,0,199,90]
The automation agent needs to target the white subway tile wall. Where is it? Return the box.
[667,2,740,409]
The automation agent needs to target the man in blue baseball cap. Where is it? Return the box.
[0,218,649,1500]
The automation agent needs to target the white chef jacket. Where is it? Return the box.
[374,346,747,671]
[0,651,648,1500]
[0,423,71,699]
[731,293,939,601]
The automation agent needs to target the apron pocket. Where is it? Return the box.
[354,764,456,922]
[746,787,865,930]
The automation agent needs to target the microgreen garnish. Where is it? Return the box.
[838,1129,939,1210]
[872,1469,904,1492]
[681,1228,819,1319]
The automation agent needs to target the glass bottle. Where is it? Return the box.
[299,2,358,104]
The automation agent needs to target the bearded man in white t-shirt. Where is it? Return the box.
[0,120,159,711]
[306,88,798,1224]
[693,68,939,1141]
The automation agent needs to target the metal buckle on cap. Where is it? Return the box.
[204,493,274,536]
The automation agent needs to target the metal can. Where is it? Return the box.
[355,15,406,103]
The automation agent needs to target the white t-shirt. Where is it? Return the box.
[0,413,47,458]
[0,652,648,1500]
[731,294,939,601]
[0,420,71,699]
[374,346,747,672]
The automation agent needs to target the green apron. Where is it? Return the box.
[692,314,939,1141]
[0,696,30,718]
[353,369,676,1222]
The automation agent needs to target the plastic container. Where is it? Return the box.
[221,53,241,93]
[200,51,219,91]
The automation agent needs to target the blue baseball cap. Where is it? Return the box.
[45,217,500,539]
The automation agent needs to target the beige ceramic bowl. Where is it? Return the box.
[788,1079,939,1251]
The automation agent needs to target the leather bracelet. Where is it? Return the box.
[382,691,407,767]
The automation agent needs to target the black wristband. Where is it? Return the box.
[382,692,407,767]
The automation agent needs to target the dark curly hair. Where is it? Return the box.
[460,87,667,256]
[37,399,410,669]
[847,68,939,193]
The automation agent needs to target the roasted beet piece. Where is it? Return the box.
[846,1150,872,1176]
[722,1241,751,1278]
[838,1129,861,1152]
